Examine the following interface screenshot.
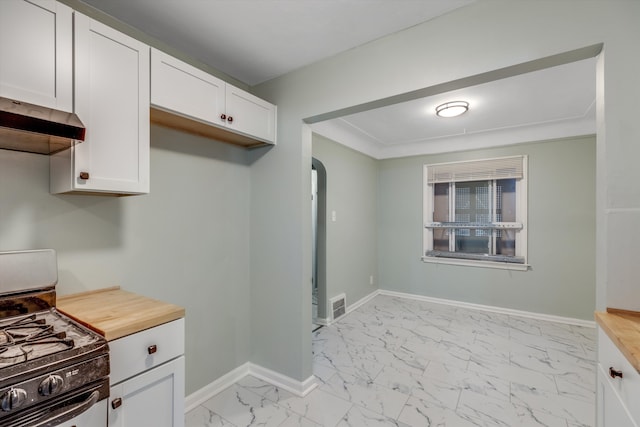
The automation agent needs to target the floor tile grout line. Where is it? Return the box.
[187,294,596,427]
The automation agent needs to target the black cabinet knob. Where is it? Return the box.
[609,367,623,379]
[111,397,122,410]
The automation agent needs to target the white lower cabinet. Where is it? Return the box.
[598,365,637,427]
[108,319,185,427]
[109,356,184,427]
[597,327,640,427]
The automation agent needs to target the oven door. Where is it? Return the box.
[51,398,106,427]
[0,379,108,427]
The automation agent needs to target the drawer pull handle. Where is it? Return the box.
[148,344,157,355]
[609,367,623,379]
[111,397,122,410]
[79,172,89,180]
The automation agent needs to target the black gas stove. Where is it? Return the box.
[0,250,109,427]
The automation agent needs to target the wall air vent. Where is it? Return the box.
[329,293,346,322]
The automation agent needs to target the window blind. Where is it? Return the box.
[426,156,524,184]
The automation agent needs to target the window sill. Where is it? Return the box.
[421,256,530,271]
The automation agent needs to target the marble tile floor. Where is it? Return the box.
[186,294,596,427]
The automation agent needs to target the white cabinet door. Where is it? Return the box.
[109,356,185,427]
[598,364,638,427]
[151,48,225,125]
[226,85,276,143]
[598,328,640,423]
[51,13,150,195]
[150,49,276,146]
[0,0,72,111]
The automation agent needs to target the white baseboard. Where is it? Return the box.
[378,289,596,328]
[185,362,318,413]
[325,289,381,326]
[186,288,593,413]
[185,363,250,412]
[248,363,318,397]
[313,317,329,326]
[346,289,380,315]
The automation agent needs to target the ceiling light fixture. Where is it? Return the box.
[435,101,469,118]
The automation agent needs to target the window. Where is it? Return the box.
[423,156,527,269]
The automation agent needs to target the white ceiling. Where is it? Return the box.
[78,0,597,158]
[312,57,597,158]
[79,0,474,86]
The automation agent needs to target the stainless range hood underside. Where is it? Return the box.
[0,97,85,155]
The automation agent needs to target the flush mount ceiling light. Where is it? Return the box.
[435,101,469,118]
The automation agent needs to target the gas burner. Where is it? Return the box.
[0,335,74,366]
[0,310,105,372]
[0,249,109,425]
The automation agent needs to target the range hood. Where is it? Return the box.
[0,97,85,155]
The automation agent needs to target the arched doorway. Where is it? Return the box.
[312,157,327,331]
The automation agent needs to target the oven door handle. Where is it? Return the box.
[27,390,100,427]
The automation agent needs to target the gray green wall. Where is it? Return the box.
[312,134,378,317]
[311,133,596,321]
[0,125,252,395]
[1,0,639,395]
[378,137,596,320]
[252,1,640,382]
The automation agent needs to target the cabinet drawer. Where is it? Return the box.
[109,356,185,427]
[598,327,640,423]
[110,318,184,385]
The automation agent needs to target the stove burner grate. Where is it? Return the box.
[0,313,76,367]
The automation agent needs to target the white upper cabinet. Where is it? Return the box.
[0,0,72,111]
[51,13,150,195]
[225,84,276,144]
[150,48,276,147]
[151,49,225,125]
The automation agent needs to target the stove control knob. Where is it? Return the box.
[1,388,27,412]
[39,375,64,396]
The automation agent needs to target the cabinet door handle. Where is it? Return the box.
[79,172,89,180]
[227,116,233,123]
[148,344,157,355]
[220,114,226,121]
[111,397,122,410]
[609,367,623,379]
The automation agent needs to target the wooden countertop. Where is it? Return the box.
[595,308,640,373]
[57,286,185,341]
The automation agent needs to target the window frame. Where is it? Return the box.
[422,155,529,271]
